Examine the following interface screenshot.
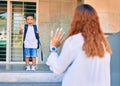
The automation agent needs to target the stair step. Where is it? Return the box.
[0,72,63,82]
[0,82,62,86]
[0,64,63,83]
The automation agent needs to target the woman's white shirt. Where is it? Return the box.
[46,33,111,86]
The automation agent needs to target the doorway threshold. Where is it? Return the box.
[0,64,50,73]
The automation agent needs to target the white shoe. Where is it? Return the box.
[26,65,30,71]
[31,65,36,71]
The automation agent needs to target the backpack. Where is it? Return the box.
[23,24,43,61]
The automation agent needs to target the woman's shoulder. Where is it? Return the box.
[66,33,83,42]
[63,33,84,51]
[64,33,84,47]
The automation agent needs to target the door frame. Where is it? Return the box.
[2,0,39,64]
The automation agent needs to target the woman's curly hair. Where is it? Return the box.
[66,4,112,58]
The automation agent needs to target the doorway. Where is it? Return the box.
[0,1,37,63]
[10,1,36,62]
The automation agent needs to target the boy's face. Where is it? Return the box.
[26,16,34,26]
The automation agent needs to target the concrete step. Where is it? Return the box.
[0,64,63,86]
[0,82,61,86]
[0,72,63,82]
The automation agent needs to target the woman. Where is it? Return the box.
[46,4,112,86]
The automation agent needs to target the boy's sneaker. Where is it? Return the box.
[26,65,30,71]
[31,65,36,71]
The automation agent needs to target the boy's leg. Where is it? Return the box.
[30,48,37,71]
[24,48,30,66]
[31,57,36,71]
[25,57,30,70]
[24,48,31,70]
[25,57,30,66]
[32,57,36,66]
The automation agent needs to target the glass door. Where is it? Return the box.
[10,1,36,62]
[0,1,7,61]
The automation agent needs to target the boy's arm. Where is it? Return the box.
[37,29,40,34]
[36,25,40,34]
[19,23,24,34]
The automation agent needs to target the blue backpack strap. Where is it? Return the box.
[23,24,28,61]
[23,24,28,41]
[33,25,40,49]
[33,25,43,61]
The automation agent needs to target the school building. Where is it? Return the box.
[0,0,120,86]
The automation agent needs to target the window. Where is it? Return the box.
[0,1,7,61]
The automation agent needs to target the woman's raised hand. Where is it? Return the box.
[50,28,65,47]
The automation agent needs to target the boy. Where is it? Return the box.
[20,14,39,71]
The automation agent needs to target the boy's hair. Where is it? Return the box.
[25,13,34,19]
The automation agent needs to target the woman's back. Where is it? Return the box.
[62,33,111,86]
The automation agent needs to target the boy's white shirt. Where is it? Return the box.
[24,25,37,48]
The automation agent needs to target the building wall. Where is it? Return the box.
[84,0,120,33]
[37,0,78,63]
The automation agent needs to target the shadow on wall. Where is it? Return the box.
[107,32,120,86]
